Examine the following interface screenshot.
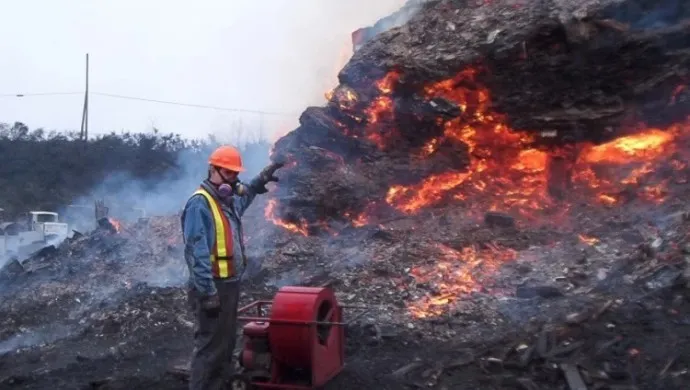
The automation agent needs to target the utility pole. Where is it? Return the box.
[80,53,89,142]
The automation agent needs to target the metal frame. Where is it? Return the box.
[237,299,370,326]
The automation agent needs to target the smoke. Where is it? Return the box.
[0,0,411,141]
[352,0,428,50]
[0,323,75,355]
[0,231,69,271]
[0,1,422,325]
[62,142,270,223]
[55,0,419,223]
[601,0,689,30]
[250,0,413,135]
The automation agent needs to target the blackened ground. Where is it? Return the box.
[1,185,690,390]
[1,276,690,390]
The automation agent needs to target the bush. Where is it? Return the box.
[0,121,270,218]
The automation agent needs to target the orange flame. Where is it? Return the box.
[344,211,370,227]
[108,218,121,233]
[578,234,599,245]
[376,67,689,218]
[362,72,401,148]
[406,243,517,318]
[264,199,309,236]
[266,64,690,285]
[384,68,550,218]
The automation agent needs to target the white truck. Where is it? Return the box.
[28,211,70,238]
[0,211,70,261]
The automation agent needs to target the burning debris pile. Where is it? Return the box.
[260,0,690,319]
[251,0,690,386]
[269,0,690,232]
[3,0,690,389]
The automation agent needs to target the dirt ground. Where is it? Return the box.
[0,185,689,390]
[3,0,690,388]
[1,279,690,390]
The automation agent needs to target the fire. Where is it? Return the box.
[344,211,369,227]
[264,199,309,236]
[570,126,684,205]
[598,194,617,206]
[383,68,551,218]
[328,86,360,112]
[579,129,673,163]
[260,57,690,323]
[268,64,690,246]
[323,40,354,102]
[407,243,517,318]
[374,67,690,218]
[375,71,400,94]
[108,218,121,233]
[387,169,475,214]
[578,234,599,245]
[358,72,401,148]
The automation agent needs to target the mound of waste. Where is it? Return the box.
[3,1,690,389]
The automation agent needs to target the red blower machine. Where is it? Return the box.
[230,286,366,390]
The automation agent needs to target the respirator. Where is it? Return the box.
[214,166,248,198]
[218,181,248,197]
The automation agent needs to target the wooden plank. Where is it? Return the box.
[561,363,588,390]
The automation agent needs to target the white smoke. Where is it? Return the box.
[0,0,410,142]
[353,0,429,50]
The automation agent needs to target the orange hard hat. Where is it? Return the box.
[208,145,244,172]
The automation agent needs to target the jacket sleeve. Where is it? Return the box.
[182,196,217,296]
[233,178,261,217]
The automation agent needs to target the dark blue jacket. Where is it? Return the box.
[181,179,260,295]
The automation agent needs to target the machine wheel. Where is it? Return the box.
[228,373,254,390]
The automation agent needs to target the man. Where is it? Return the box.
[180,145,283,390]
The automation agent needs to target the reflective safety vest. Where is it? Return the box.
[193,188,236,278]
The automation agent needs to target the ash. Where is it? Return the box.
[4,0,690,389]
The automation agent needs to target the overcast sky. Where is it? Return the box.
[0,0,405,142]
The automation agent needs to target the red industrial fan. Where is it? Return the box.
[231,286,366,390]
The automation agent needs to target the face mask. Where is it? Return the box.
[216,171,247,198]
[217,182,235,197]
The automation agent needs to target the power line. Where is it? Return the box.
[0,90,299,117]
[90,92,297,117]
[0,92,82,97]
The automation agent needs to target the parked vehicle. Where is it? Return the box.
[1,211,70,260]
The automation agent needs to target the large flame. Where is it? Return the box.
[263,62,690,318]
[571,126,685,205]
[267,67,689,230]
[381,68,689,217]
[384,68,555,219]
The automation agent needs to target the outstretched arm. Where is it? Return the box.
[234,162,285,217]
[182,197,217,296]
[233,183,259,217]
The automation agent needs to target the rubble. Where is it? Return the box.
[342,0,690,139]
[2,0,690,389]
[4,188,688,388]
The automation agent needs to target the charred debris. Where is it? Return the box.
[3,0,690,389]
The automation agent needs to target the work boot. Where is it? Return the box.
[227,373,250,390]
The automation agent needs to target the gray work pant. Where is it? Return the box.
[188,279,241,390]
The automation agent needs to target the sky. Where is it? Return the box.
[0,0,406,142]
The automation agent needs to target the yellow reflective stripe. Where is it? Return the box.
[194,189,227,258]
[218,259,229,278]
[194,189,232,278]
[209,254,230,278]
